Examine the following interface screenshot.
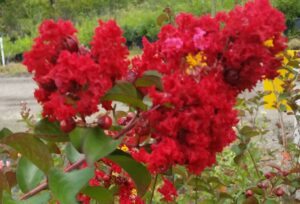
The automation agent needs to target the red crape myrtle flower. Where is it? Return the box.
[132,73,238,174]
[24,19,129,131]
[132,0,286,175]
[158,177,178,202]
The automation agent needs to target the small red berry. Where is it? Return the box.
[264,172,275,179]
[103,175,110,181]
[60,118,76,133]
[126,70,137,83]
[245,189,253,197]
[97,115,112,129]
[275,188,284,197]
[118,117,127,126]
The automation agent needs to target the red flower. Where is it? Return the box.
[91,20,129,81]
[158,177,178,202]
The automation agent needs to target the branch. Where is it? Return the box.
[20,157,85,200]
[19,105,160,200]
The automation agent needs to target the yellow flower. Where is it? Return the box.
[131,188,137,196]
[185,52,207,75]
[263,38,274,48]
[120,144,129,152]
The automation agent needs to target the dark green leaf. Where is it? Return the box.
[135,70,163,91]
[16,157,44,193]
[48,168,94,204]
[102,82,147,110]
[81,186,114,204]
[1,133,53,173]
[107,150,151,196]
[0,128,12,139]
[34,118,69,142]
[70,127,121,165]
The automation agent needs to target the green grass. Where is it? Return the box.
[0,63,28,76]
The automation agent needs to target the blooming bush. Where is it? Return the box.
[0,0,292,203]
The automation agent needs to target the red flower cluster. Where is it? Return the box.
[132,0,286,91]
[131,0,286,174]
[132,73,238,174]
[24,19,129,131]
[158,177,178,202]
[77,159,144,204]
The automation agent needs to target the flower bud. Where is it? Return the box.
[62,36,79,52]
[245,189,253,197]
[275,188,284,197]
[97,115,113,130]
[60,118,76,133]
[264,172,275,179]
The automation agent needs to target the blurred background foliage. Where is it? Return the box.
[0,0,299,61]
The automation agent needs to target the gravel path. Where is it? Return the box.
[0,76,40,131]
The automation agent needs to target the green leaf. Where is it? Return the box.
[70,127,121,165]
[81,186,114,204]
[135,70,163,91]
[1,133,53,173]
[0,171,10,201]
[264,199,278,204]
[65,143,83,163]
[34,118,69,142]
[48,168,94,204]
[16,157,44,193]
[2,191,51,204]
[107,150,151,196]
[239,126,260,137]
[0,128,12,139]
[279,104,287,112]
[69,128,86,151]
[102,81,147,110]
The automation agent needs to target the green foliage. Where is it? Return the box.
[107,150,152,196]
[102,81,147,110]
[273,0,300,30]
[81,186,114,204]
[70,127,122,164]
[1,133,53,173]
[16,157,44,193]
[48,168,94,204]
